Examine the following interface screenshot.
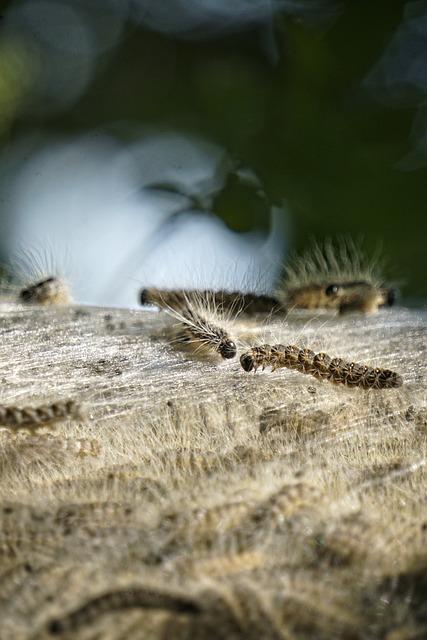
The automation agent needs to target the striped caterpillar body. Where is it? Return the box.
[47,587,201,635]
[240,345,403,390]
[169,304,237,360]
[19,276,71,306]
[140,287,284,315]
[0,400,81,433]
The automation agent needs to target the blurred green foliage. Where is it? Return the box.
[1,0,426,298]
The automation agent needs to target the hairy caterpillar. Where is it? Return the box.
[47,586,201,635]
[172,307,236,359]
[158,292,237,360]
[240,345,403,389]
[140,287,284,315]
[280,238,396,314]
[19,276,71,306]
[285,280,394,314]
[0,244,73,306]
[0,400,82,434]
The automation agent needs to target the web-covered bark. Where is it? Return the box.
[0,303,425,639]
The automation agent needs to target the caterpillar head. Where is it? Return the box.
[218,338,237,360]
[240,352,255,372]
[139,288,150,305]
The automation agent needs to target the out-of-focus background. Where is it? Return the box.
[0,0,425,306]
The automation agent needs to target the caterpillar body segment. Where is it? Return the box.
[0,400,82,434]
[240,345,403,389]
[140,287,284,315]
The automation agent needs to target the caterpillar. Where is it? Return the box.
[0,400,82,434]
[47,583,286,640]
[1,244,73,306]
[284,280,394,314]
[140,288,284,315]
[46,586,201,635]
[19,276,71,306]
[240,345,403,389]
[158,292,237,360]
[171,306,237,360]
[280,238,396,314]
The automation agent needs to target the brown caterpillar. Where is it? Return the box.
[281,238,396,314]
[240,345,403,389]
[19,276,71,306]
[0,400,81,434]
[164,295,237,360]
[140,287,284,315]
[46,586,201,635]
[1,245,73,305]
[175,307,236,359]
[285,280,394,314]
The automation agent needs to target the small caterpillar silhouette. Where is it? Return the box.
[240,345,403,389]
[0,400,81,433]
